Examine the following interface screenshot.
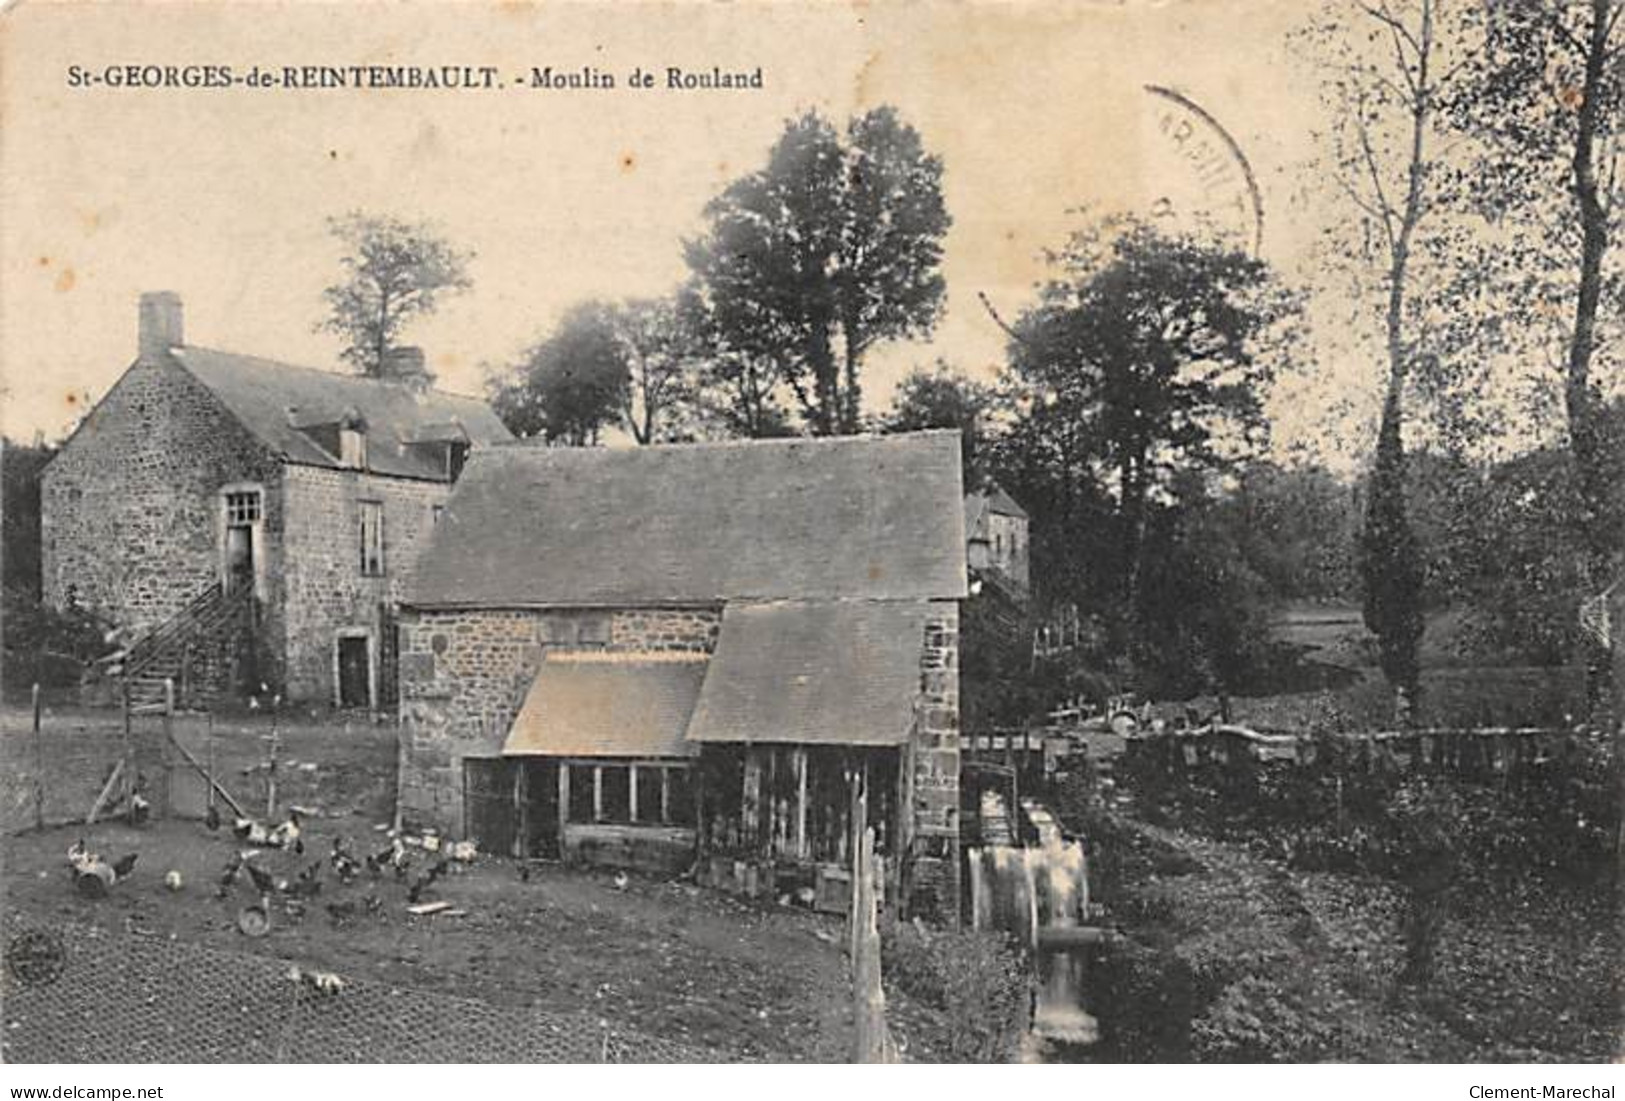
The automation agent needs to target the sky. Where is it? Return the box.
[0,0,1375,464]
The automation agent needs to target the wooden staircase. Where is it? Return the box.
[95,583,256,711]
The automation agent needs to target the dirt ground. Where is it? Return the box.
[3,814,856,1062]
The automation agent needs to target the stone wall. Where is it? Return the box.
[41,358,283,638]
[396,606,721,830]
[909,601,962,921]
[280,466,450,703]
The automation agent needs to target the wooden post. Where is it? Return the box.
[265,710,280,820]
[206,712,218,823]
[795,748,808,861]
[851,824,891,1063]
[557,763,570,862]
[32,683,44,831]
[160,678,176,819]
[121,679,135,822]
[514,762,530,859]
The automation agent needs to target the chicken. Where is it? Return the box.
[612,870,629,892]
[330,838,360,884]
[269,810,304,854]
[110,853,139,881]
[406,858,449,904]
[204,804,221,832]
[325,899,358,924]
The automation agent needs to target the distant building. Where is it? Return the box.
[40,291,511,708]
[397,430,967,919]
[964,483,1029,591]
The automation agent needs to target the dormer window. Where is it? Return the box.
[339,427,367,468]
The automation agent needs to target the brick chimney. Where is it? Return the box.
[138,291,184,361]
[380,345,434,392]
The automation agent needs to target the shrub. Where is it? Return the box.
[1192,975,1338,1062]
[881,923,1029,1063]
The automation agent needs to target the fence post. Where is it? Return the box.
[32,683,44,831]
[121,679,135,821]
[161,678,176,820]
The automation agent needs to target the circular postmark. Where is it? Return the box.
[6,929,66,988]
[1141,84,1265,255]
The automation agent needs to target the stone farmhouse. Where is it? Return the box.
[40,292,512,709]
[397,431,968,919]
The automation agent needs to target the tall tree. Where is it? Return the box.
[316,212,473,379]
[488,302,627,446]
[684,107,950,435]
[883,361,996,488]
[1304,0,1469,723]
[616,298,699,445]
[1451,0,1624,722]
[1007,217,1299,612]
[675,285,794,439]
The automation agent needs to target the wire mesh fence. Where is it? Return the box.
[1,919,730,1063]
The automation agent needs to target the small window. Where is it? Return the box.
[359,501,384,576]
[225,490,262,525]
[339,427,367,469]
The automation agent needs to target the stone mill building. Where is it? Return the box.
[396,431,968,919]
[39,291,512,709]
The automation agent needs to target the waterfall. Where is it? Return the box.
[966,796,1100,1050]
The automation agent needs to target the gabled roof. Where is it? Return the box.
[986,483,1029,520]
[408,431,968,608]
[504,654,705,759]
[967,482,1028,525]
[168,346,511,481]
[685,601,931,747]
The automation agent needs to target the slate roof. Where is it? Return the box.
[986,483,1029,520]
[408,431,968,608]
[684,601,932,747]
[504,654,705,758]
[168,346,511,481]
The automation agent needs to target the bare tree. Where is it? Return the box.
[317,212,473,378]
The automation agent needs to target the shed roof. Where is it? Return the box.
[684,601,932,747]
[169,346,511,481]
[408,431,968,608]
[503,655,706,759]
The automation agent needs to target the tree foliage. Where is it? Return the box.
[1005,217,1299,610]
[316,212,473,378]
[882,361,997,488]
[488,302,628,446]
[684,108,950,435]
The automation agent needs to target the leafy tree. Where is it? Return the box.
[1226,461,1359,603]
[615,297,699,445]
[1302,0,1472,723]
[684,107,950,435]
[2,438,53,598]
[1006,217,1299,611]
[675,285,795,439]
[317,212,473,378]
[1449,0,1624,722]
[882,361,996,487]
[488,302,627,445]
